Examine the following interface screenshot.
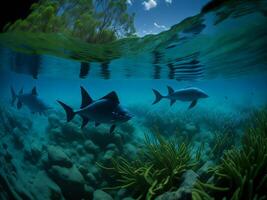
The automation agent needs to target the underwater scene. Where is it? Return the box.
[0,0,267,199]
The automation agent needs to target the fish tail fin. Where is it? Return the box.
[57,100,75,122]
[10,86,17,106]
[152,89,163,105]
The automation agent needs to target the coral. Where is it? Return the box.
[99,133,198,199]
[192,107,267,200]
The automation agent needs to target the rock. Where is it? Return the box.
[30,171,64,200]
[155,170,198,200]
[113,133,122,146]
[78,165,89,176]
[93,190,113,200]
[79,154,94,167]
[61,123,84,141]
[2,143,8,150]
[47,145,73,168]
[24,144,43,163]
[84,140,100,154]
[48,114,61,129]
[85,172,97,186]
[48,128,63,143]
[123,143,137,158]
[120,123,135,135]
[48,165,85,200]
[102,150,115,164]
[4,151,13,163]
[106,143,117,151]
[117,188,128,199]
[122,198,135,200]
[185,123,198,134]
[84,185,94,199]
[180,170,199,189]
[76,144,85,155]
[90,165,100,178]
[197,161,214,179]
[12,128,24,149]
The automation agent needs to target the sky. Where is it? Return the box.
[127,0,210,36]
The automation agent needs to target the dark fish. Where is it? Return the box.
[152,86,209,109]
[57,86,132,133]
[11,86,50,115]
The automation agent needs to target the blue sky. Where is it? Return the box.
[127,0,210,36]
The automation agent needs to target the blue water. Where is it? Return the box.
[0,1,267,199]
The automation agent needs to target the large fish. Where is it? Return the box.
[57,86,132,133]
[11,86,51,115]
[152,86,209,109]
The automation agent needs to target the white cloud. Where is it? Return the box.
[165,0,172,3]
[142,0,157,10]
[154,22,167,30]
[127,0,133,5]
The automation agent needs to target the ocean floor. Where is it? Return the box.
[0,102,266,200]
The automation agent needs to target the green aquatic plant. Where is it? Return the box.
[192,107,267,200]
[209,127,236,161]
[99,133,197,199]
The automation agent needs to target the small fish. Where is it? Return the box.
[57,86,132,133]
[11,86,50,115]
[152,86,209,109]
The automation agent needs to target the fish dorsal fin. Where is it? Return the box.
[31,87,38,95]
[80,86,93,109]
[100,91,120,104]
[19,88,23,95]
[167,86,174,96]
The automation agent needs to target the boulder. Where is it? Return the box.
[155,170,198,200]
[93,190,113,200]
[185,123,198,135]
[47,145,73,168]
[48,165,85,200]
[123,143,137,158]
[85,172,97,186]
[197,161,214,179]
[102,150,115,164]
[48,114,61,129]
[84,140,100,154]
[84,185,94,199]
[30,171,64,200]
[122,198,135,200]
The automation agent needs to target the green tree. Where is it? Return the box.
[5,0,135,43]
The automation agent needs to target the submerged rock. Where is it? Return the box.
[93,190,113,200]
[185,123,198,135]
[24,145,43,164]
[122,198,135,200]
[84,140,100,154]
[106,143,118,151]
[102,150,115,164]
[85,172,97,186]
[84,185,94,199]
[48,165,85,200]
[48,114,61,129]
[123,143,137,158]
[197,160,214,179]
[155,170,199,200]
[30,171,64,200]
[47,145,73,168]
[12,127,24,149]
